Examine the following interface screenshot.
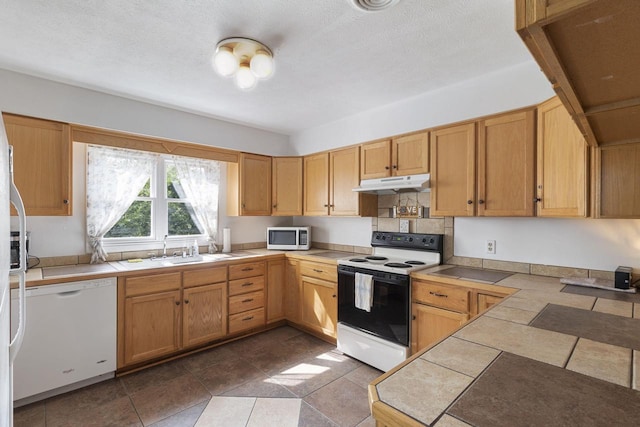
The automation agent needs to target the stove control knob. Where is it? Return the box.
[408,237,413,242]
[429,238,435,244]
[375,234,381,240]
[422,238,427,243]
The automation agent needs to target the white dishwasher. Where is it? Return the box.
[10,277,117,403]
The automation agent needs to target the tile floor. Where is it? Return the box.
[13,326,381,427]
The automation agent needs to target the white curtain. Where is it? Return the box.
[86,145,157,263]
[172,156,221,253]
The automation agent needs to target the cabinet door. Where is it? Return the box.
[411,303,469,354]
[3,114,72,216]
[267,259,286,323]
[284,260,301,323]
[477,110,535,217]
[536,97,588,217]
[476,293,503,315]
[430,123,476,216]
[301,276,337,338]
[182,283,227,348]
[595,143,640,218]
[272,157,303,216]
[330,146,360,216]
[392,132,429,176]
[227,153,272,216]
[361,139,391,179]
[124,290,181,365]
[304,153,330,215]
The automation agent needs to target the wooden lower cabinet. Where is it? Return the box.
[182,283,227,348]
[411,303,469,354]
[228,261,266,334]
[284,259,301,323]
[476,292,504,315]
[267,259,286,323]
[301,276,337,338]
[124,290,182,366]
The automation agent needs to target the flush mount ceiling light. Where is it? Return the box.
[351,0,400,12]
[212,37,274,91]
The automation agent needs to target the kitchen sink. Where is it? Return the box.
[116,252,255,270]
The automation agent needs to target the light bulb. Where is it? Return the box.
[212,46,238,77]
[235,61,257,90]
[250,50,274,79]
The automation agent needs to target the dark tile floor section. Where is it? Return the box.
[530,303,640,350]
[13,326,382,427]
[448,352,640,427]
[561,284,640,303]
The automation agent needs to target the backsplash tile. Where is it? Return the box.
[482,260,530,274]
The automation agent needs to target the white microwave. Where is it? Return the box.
[267,227,311,250]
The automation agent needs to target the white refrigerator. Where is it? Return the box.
[1,115,28,426]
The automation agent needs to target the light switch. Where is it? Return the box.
[400,219,409,233]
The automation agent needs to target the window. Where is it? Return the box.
[86,145,220,262]
[104,159,204,240]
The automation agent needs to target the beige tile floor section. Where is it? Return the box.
[566,338,632,387]
[195,396,301,427]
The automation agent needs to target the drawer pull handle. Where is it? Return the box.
[184,299,189,304]
[175,301,180,306]
[429,291,448,298]
[242,298,254,303]
[241,267,254,271]
[242,282,253,287]
[313,269,323,273]
[243,316,254,321]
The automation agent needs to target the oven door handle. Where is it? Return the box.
[337,268,409,287]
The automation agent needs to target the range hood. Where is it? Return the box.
[352,173,430,195]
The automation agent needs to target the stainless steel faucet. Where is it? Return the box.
[163,234,168,258]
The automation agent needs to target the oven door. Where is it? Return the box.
[337,265,410,347]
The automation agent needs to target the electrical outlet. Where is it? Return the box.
[399,219,409,233]
[486,240,496,254]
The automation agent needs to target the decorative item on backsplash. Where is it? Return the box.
[392,193,426,218]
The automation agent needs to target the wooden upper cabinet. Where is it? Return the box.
[430,123,476,217]
[227,153,272,216]
[477,109,536,217]
[595,143,640,218]
[516,0,640,147]
[360,139,391,179]
[392,132,429,176]
[360,132,429,179]
[272,157,303,216]
[536,97,588,217]
[304,148,376,217]
[303,152,330,215]
[3,113,72,216]
[330,146,361,216]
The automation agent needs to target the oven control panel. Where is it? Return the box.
[371,232,443,251]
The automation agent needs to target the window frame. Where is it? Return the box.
[100,156,207,253]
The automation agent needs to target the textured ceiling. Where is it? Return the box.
[0,0,533,135]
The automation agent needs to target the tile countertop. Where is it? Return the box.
[370,272,640,427]
[11,248,354,287]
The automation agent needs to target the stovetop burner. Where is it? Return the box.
[405,260,426,265]
[384,262,412,268]
[366,256,388,261]
[349,258,368,262]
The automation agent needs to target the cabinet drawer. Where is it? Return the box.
[412,281,469,313]
[229,275,265,296]
[125,272,181,297]
[229,308,265,334]
[229,290,264,315]
[300,261,337,282]
[229,261,265,280]
[183,266,227,288]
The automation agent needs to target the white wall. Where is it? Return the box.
[292,217,373,248]
[454,217,640,271]
[0,69,291,156]
[290,61,554,155]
